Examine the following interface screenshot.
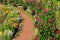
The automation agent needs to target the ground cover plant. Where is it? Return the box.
[0,4,20,40]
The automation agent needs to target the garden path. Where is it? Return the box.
[14,9,34,40]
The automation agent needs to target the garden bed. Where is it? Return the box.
[0,0,60,40]
[0,4,21,40]
[21,0,60,40]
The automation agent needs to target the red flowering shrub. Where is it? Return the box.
[43,8,49,13]
[48,19,52,23]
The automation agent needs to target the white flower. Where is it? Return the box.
[8,30,13,35]
[34,28,38,35]
[17,17,20,20]
[14,11,18,13]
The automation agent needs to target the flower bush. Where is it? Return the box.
[34,0,60,40]
[22,0,60,40]
[0,4,20,40]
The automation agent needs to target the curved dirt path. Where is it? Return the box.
[14,9,34,40]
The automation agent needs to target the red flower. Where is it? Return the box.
[35,18,39,21]
[58,38,60,40]
[33,35,38,40]
[43,8,49,13]
[38,13,40,16]
[48,19,52,23]
[35,25,38,28]
[34,1,40,6]
[36,2,40,5]
[50,37,54,40]
[39,6,42,9]
[56,30,60,34]
[32,10,35,12]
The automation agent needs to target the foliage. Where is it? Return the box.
[0,5,20,40]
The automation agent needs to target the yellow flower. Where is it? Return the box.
[13,23,18,28]
[57,1,60,6]
[0,6,1,8]
[23,0,26,2]
[55,11,60,30]
[5,10,8,13]
[55,11,59,17]
[10,18,15,21]
[42,0,44,3]
[0,32,2,35]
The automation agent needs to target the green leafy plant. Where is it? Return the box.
[0,5,20,40]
